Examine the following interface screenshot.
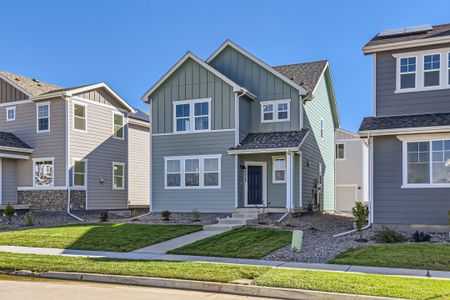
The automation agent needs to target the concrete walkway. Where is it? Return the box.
[1,245,449,280]
[133,229,227,254]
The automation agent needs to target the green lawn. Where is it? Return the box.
[0,252,449,299]
[168,227,292,259]
[0,223,202,252]
[330,244,450,271]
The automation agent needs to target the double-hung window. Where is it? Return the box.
[336,143,345,159]
[165,155,221,189]
[404,139,450,187]
[37,102,50,133]
[73,159,87,187]
[33,158,54,187]
[423,54,440,87]
[399,57,416,90]
[113,112,124,139]
[6,106,15,121]
[174,99,211,133]
[261,100,290,123]
[272,156,286,183]
[73,102,87,132]
[112,162,125,190]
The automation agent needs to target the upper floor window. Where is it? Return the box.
[73,102,87,132]
[33,158,54,187]
[399,57,416,89]
[261,99,290,123]
[173,99,211,133]
[113,112,124,139]
[36,102,50,133]
[423,54,440,87]
[336,143,345,159]
[6,106,15,121]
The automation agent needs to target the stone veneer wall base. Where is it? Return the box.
[18,190,85,211]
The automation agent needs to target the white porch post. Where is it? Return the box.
[285,151,294,211]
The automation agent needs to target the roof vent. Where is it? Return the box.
[32,78,39,83]
[15,78,20,81]
[291,76,295,80]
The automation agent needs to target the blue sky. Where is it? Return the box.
[1,0,449,131]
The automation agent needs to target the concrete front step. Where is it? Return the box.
[218,218,247,225]
[203,223,243,231]
[231,213,260,219]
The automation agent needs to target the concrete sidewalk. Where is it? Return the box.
[1,245,449,280]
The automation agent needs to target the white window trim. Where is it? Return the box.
[394,47,450,93]
[112,162,125,190]
[32,157,55,188]
[423,53,441,88]
[6,106,15,121]
[260,99,291,123]
[36,102,50,133]
[72,100,88,133]
[173,98,212,133]
[112,111,125,140]
[72,158,87,189]
[401,139,450,188]
[397,56,418,91]
[164,154,221,189]
[272,156,286,184]
[336,143,345,160]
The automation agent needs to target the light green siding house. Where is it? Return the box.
[142,40,339,213]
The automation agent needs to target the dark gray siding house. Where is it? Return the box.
[142,40,339,214]
[359,23,450,231]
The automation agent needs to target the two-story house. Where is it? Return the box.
[142,40,339,215]
[359,23,450,231]
[0,70,150,213]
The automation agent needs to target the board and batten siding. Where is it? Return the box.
[69,97,128,210]
[152,131,236,212]
[376,43,450,116]
[0,98,66,187]
[209,45,302,133]
[0,78,28,103]
[151,58,235,134]
[301,71,335,211]
[1,159,17,204]
[128,123,150,207]
[75,88,124,109]
[373,135,450,226]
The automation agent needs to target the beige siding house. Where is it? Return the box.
[0,70,150,212]
[335,128,368,212]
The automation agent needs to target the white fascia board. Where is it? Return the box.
[363,36,450,54]
[0,73,33,97]
[206,40,308,96]
[227,147,299,155]
[358,126,450,136]
[0,146,33,153]
[141,51,255,103]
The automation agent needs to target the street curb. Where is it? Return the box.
[3,270,401,300]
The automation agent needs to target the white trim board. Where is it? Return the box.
[152,128,235,137]
[228,147,300,155]
[363,35,450,54]
[0,146,33,153]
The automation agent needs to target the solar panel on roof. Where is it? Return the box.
[378,27,405,37]
[378,24,433,37]
[404,24,433,33]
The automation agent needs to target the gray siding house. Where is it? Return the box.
[360,23,450,231]
[0,70,150,211]
[142,40,339,214]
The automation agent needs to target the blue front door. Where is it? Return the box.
[247,165,263,205]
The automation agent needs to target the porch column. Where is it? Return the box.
[285,151,294,211]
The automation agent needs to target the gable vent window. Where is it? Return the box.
[320,118,324,139]
[423,54,440,87]
[400,57,416,89]
[261,100,290,123]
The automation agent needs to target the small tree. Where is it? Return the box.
[191,209,200,222]
[4,203,15,224]
[161,210,171,221]
[352,202,369,241]
[24,212,36,226]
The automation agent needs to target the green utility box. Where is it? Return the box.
[291,230,303,252]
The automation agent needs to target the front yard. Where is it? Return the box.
[0,223,202,252]
[330,244,450,271]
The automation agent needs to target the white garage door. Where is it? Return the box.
[336,185,357,212]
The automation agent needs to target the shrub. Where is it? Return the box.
[191,209,200,222]
[374,226,406,243]
[161,210,171,221]
[352,202,369,241]
[24,212,36,226]
[99,211,109,222]
[411,231,431,242]
[3,203,15,224]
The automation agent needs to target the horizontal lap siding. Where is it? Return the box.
[69,99,128,210]
[0,99,66,186]
[376,43,450,116]
[0,78,28,103]
[128,123,150,206]
[152,132,235,213]
[373,135,450,225]
[2,159,17,204]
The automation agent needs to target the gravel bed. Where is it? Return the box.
[127,212,224,225]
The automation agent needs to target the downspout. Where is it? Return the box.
[333,133,372,237]
[64,94,84,221]
[277,150,293,223]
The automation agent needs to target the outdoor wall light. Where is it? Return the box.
[240,165,246,170]
[99,177,104,184]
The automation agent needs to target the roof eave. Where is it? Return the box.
[0,146,33,153]
[358,125,450,136]
[227,147,300,155]
[362,35,450,54]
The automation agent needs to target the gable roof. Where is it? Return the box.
[141,51,256,103]
[273,60,328,94]
[129,108,150,122]
[0,131,33,153]
[0,70,134,112]
[363,23,450,54]
[206,40,308,96]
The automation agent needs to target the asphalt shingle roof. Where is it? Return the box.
[273,61,328,93]
[129,108,150,122]
[364,23,450,48]
[229,130,309,151]
[359,112,450,132]
[0,131,32,150]
[0,70,62,96]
